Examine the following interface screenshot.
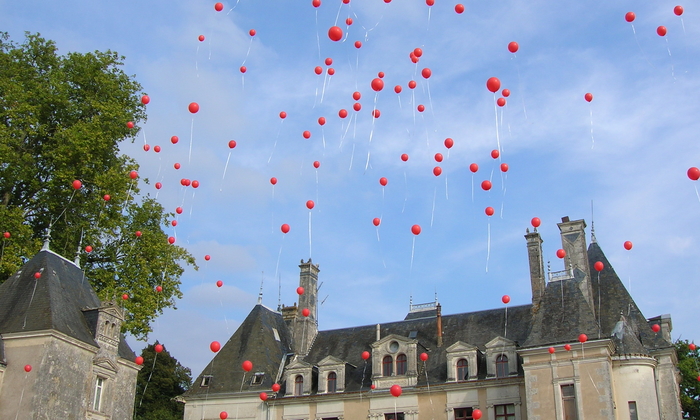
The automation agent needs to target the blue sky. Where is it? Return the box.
[2,0,700,377]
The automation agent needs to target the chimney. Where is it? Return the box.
[557,217,595,315]
[525,228,545,311]
[436,303,443,347]
[292,259,320,355]
[376,324,381,342]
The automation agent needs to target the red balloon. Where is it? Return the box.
[259,392,268,401]
[411,224,421,235]
[491,149,500,159]
[594,261,604,272]
[168,236,175,245]
[584,93,593,102]
[657,26,667,36]
[102,193,109,200]
[401,154,409,162]
[215,2,224,11]
[373,218,381,227]
[313,161,320,169]
[204,255,211,261]
[72,180,82,190]
[674,5,684,16]
[379,177,388,186]
[469,163,479,173]
[352,91,361,100]
[473,409,482,420]
[143,144,150,153]
[312,0,320,6]
[314,66,323,75]
[370,384,376,389]
[486,77,501,93]
[279,111,287,119]
[416,104,425,113]
[198,35,205,42]
[249,29,256,37]
[303,130,311,139]
[578,334,588,343]
[444,138,454,149]
[141,95,150,104]
[317,117,326,126]
[3,232,9,239]
[135,231,142,237]
[502,295,510,304]
[390,384,402,397]
[500,163,509,172]
[690,343,697,351]
[24,364,32,372]
[378,71,385,79]
[240,66,247,74]
[272,383,281,392]
[339,109,348,118]
[242,360,253,372]
[297,286,304,295]
[327,68,335,76]
[130,170,138,179]
[455,3,465,13]
[302,308,310,317]
[155,182,162,189]
[328,26,343,41]
[435,153,443,163]
[408,80,417,89]
[497,98,506,107]
[171,135,179,144]
[481,180,492,191]
[228,140,237,149]
[155,344,164,353]
[371,78,384,92]
[548,347,555,354]
[220,412,228,420]
[126,121,134,129]
[625,12,636,22]
[154,145,161,153]
[433,166,442,176]
[174,163,181,169]
[556,249,566,258]
[192,180,200,188]
[135,356,144,365]
[85,245,93,253]
[281,224,290,234]
[421,68,432,79]
[410,52,418,63]
[176,207,183,214]
[485,206,495,216]
[413,48,423,57]
[188,102,200,113]
[362,351,370,360]
[34,272,41,279]
[624,241,633,250]
[394,85,402,94]
[687,167,700,180]
[354,41,362,49]
[306,200,315,210]
[508,41,519,53]
[346,17,353,25]
[270,178,278,187]
[564,344,571,351]
[210,341,221,352]
[502,89,510,97]
[217,280,223,287]
[652,324,661,333]
[372,109,381,118]
[420,352,428,361]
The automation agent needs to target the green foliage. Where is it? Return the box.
[135,342,192,420]
[676,339,700,419]
[0,32,196,338]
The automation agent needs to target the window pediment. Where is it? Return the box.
[318,355,345,367]
[485,336,515,349]
[446,341,479,353]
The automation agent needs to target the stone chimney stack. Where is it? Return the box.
[293,259,319,356]
[436,303,443,347]
[557,217,595,315]
[525,228,545,311]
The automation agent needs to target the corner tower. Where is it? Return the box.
[557,217,595,315]
[293,259,319,355]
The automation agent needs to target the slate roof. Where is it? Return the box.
[0,249,135,359]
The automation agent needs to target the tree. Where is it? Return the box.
[0,32,196,338]
[134,342,192,420]
[676,339,700,419]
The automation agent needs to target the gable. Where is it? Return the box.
[485,336,515,349]
[446,341,479,353]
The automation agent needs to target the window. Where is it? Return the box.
[93,377,105,411]
[561,384,578,420]
[385,413,404,420]
[495,404,515,420]
[294,375,304,396]
[327,372,337,393]
[251,372,265,385]
[454,407,473,420]
[383,355,393,376]
[396,354,407,375]
[200,375,212,387]
[496,354,508,378]
[456,358,469,381]
[628,401,638,420]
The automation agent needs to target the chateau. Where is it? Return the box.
[0,241,141,419]
[183,217,682,420]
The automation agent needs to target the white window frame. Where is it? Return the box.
[93,376,105,412]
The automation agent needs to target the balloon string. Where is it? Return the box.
[365,94,379,171]
[430,186,436,228]
[597,271,601,339]
[665,38,676,80]
[274,237,284,285]
[189,118,194,164]
[445,176,449,200]
[142,127,147,146]
[320,72,329,104]
[315,170,319,208]
[189,190,196,218]
[195,44,200,78]
[139,352,159,410]
[589,108,595,149]
[504,306,508,338]
[349,142,355,171]
[493,94,501,154]
[308,212,312,259]
[402,171,408,213]
[486,220,491,273]
[321,127,326,152]
[471,174,475,202]
[334,0,342,26]
[426,7,432,31]
[410,236,416,271]
[268,120,283,164]
[14,372,28,420]
[630,24,655,69]
[695,185,700,203]
[427,79,435,119]
[241,38,253,66]
[315,10,321,60]
[220,151,232,191]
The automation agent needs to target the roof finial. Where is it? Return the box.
[257,271,264,305]
[41,224,52,251]
[590,200,597,243]
[277,273,282,311]
[73,229,84,266]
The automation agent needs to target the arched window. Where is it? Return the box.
[456,358,468,381]
[496,354,509,378]
[383,355,393,376]
[327,372,337,393]
[294,375,304,396]
[396,354,407,375]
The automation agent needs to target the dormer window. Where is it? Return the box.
[456,358,468,381]
[294,375,304,396]
[383,355,393,376]
[371,334,419,389]
[250,372,265,385]
[396,354,407,375]
[201,375,212,387]
[496,355,508,378]
[327,372,337,393]
[446,341,479,382]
